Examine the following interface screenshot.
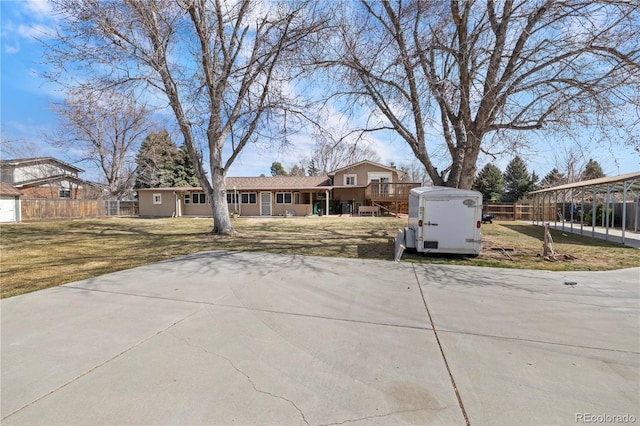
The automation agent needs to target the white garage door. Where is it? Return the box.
[0,197,17,222]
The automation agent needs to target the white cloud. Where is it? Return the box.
[17,23,55,40]
[4,43,20,54]
[24,0,54,19]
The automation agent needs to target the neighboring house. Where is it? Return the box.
[138,160,419,217]
[0,182,22,222]
[0,157,99,199]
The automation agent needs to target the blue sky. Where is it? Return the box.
[2,0,638,184]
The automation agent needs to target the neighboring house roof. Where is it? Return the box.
[138,176,333,192]
[0,157,85,174]
[0,182,22,197]
[327,160,406,177]
[15,174,100,189]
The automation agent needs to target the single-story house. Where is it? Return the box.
[138,160,420,217]
[0,182,22,222]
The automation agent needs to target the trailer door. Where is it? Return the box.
[422,196,480,253]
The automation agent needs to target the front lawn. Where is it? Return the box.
[1,216,638,298]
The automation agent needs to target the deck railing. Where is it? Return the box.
[365,182,421,201]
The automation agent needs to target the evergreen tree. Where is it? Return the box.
[503,156,532,202]
[541,168,566,188]
[530,170,541,192]
[307,160,320,176]
[165,145,200,187]
[581,159,605,181]
[472,163,504,203]
[135,130,199,188]
[135,130,178,189]
[270,161,288,176]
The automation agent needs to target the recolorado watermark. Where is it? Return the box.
[576,413,637,423]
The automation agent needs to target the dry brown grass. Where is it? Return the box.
[1,216,638,298]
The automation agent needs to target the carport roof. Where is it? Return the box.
[529,171,640,195]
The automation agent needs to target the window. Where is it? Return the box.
[344,174,357,186]
[227,193,239,205]
[276,192,292,204]
[153,193,162,205]
[59,189,71,198]
[294,192,300,205]
[188,193,207,204]
[241,193,257,204]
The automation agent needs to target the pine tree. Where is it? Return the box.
[581,159,605,181]
[541,168,566,188]
[503,156,531,202]
[135,130,199,188]
[472,163,504,203]
[165,145,200,187]
[135,130,178,189]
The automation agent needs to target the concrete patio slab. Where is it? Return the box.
[1,251,638,425]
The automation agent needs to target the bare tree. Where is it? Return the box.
[50,87,150,199]
[48,0,327,234]
[308,130,381,173]
[321,0,639,189]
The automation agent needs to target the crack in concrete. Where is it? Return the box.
[169,333,309,426]
[316,407,429,425]
[62,285,430,332]
[1,310,200,423]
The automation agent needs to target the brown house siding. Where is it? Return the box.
[20,186,85,199]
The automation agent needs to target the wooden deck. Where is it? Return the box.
[365,182,421,202]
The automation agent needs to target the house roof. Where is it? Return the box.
[0,182,22,196]
[0,157,84,173]
[137,176,333,193]
[227,176,332,190]
[327,160,406,177]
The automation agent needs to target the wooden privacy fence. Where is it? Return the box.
[21,199,140,221]
[22,199,107,221]
[483,203,555,221]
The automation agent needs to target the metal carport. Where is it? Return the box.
[529,171,640,245]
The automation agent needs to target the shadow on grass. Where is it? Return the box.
[500,223,626,248]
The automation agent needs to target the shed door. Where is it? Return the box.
[0,197,16,222]
[260,192,272,216]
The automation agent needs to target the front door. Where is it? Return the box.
[260,192,272,216]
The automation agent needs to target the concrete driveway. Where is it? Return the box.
[2,251,638,425]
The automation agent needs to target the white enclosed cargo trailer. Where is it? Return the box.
[396,186,483,258]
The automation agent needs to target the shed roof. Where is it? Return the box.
[529,171,640,195]
[0,182,22,196]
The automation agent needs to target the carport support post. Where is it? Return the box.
[554,190,558,227]
[580,187,584,235]
[561,189,566,231]
[605,184,611,241]
[591,188,596,237]
[570,188,574,232]
[621,182,628,244]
